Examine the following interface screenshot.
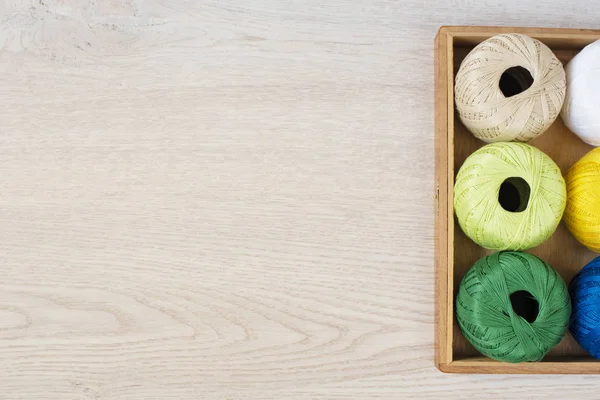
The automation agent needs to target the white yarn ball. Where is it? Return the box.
[561,40,600,146]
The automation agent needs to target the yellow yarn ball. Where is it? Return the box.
[454,142,566,251]
[564,148,600,252]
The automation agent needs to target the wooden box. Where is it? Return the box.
[435,26,600,374]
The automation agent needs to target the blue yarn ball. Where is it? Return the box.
[570,257,600,358]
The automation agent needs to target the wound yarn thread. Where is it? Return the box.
[455,33,566,142]
[561,40,600,146]
[569,257,600,358]
[456,251,571,363]
[454,142,566,251]
[564,147,600,252]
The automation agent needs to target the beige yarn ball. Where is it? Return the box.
[455,33,566,142]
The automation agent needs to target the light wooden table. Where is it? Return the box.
[2,1,600,398]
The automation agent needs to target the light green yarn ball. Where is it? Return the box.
[454,142,566,251]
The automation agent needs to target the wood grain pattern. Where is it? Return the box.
[434,28,451,368]
[2,0,600,398]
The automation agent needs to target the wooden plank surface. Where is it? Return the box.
[434,28,451,368]
[445,358,600,374]
[2,1,600,398]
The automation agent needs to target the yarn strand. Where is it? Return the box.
[563,147,600,252]
[455,33,566,142]
[454,142,566,251]
[457,252,571,363]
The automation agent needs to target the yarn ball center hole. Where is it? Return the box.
[499,66,534,97]
[499,177,530,212]
[509,290,539,323]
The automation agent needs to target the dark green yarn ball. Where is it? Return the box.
[456,251,571,363]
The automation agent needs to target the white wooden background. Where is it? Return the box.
[1,1,600,398]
